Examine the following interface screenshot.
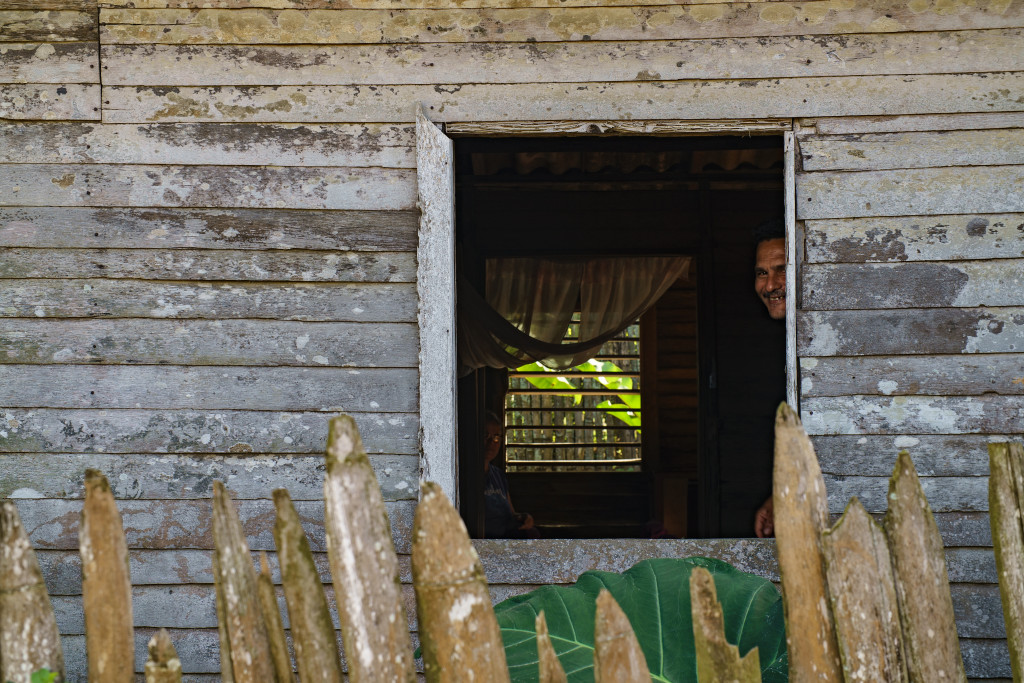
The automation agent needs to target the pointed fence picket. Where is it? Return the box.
[0,409,1019,682]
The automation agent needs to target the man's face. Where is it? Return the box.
[754,237,786,320]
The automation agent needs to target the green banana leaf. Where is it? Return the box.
[495,557,787,682]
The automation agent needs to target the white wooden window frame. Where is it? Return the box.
[416,110,798,507]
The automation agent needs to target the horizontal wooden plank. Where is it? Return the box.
[798,308,1024,356]
[1,1,96,9]
[0,319,419,366]
[0,407,419,454]
[13,496,417,552]
[0,164,417,210]
[0,452,418,500]
[0,122,416,166]
[801,129,1024,172]
[934,512,992,547]
[0,83,99,120]
[804,213,1024,263]
[951,584,1006,639]
[446,118,790,136]
[1,279,417,321]
[797,165,1024,219]
[0,365,418,411]
[811,434,1017,477]
[962,639,1013,679]
[0,247,415,282]
[101,72,1024,124]
[825,474,987,514]
[805,112,1024,135]
[0,42,97,83]
[99,29,1024,86]
[0,10,96,41]
[98,4,1024,45]
[95,0,823,8]
[801,395,1024,435]
[800,354,1024,398]
[0,206,417,251]
[802,260,1024,309]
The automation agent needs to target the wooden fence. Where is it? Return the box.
[0,408,1020,682]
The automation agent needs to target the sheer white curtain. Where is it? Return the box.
[458,256,690,373]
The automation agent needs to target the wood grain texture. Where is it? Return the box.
[0,206,418,250]
[256,554,292,683]
[0,10,96,41]
[799,353,1024,397]
[144,629,184,683]
[445,118,790,136]
[0,164,417,210]
[804,213,1024,264]
[1,1,96,10]
[0,83,99,120]
[92,0,879,8]
[802,260,1024,309]
[824,474,988,515]
[806,112,1024,135]
[100,72,1024,124]
[535,612,568,683]
[0,365,418,411]
[0,248,415,282]
[97,3,1024,45]
[0,407,419,455]
[797,165,1024,220]
[811,434,1018,477]
[689,566,760,683]
[798,308,1024,356]
[801,129,1024,172]
[1,279,417,321]
[0,121,415,166]
[99,29,1024,86]
[0,319,419,367]
[0,42,98,83]
[988,442,1024,680]
[0,453,419,501]
[801,395,1024,435]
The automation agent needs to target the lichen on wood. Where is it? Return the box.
[988,441,1024,681]
[256,552,294,683]
[144,629,183,683]
[535,611,567,683]
[689,566,760,683]
[592,589,649,683]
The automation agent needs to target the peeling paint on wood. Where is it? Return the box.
[0,122,416,167]
[799,308,1024,356]
[0,83,99,120]
[0,43,98,84]
[98,4,1024,45]
[0,319,418,366]
[0,206,418,251]
[1,279,417,321]
[806,112,1024,135]
[0,10,97,42]
[801,395,1024,435]
[0,452,419,501]
[0,164,417,210]
[800,354,1024,397]
[100,73,1024,123]
[812,435,1019,477]
[802,129,1024,172]
[99,29,1024,86]
[804,213,1024,263]
[798,165,1024,220]
[0,247,416,282]
[0,365,418,411]
[803,260,1024,309]
[0,408,419,455]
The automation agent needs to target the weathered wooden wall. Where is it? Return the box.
[1,0,1021,679]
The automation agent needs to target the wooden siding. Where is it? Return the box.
[1,0,1021,678]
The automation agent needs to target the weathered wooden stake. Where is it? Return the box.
[535,611,568,683]
[144,629,182,683]
[592,589,649,683]
[257,552,294,683]
[821,498,906,683]
[80,469,134,683]
[0,500,65,683]
[323,415,414,682]
[689,566,761,683]
[771,403,842,682]
[884,451,966,682]
[412,481,509,683]
[990,441,1024,682]
[212,480,277,682]
[273,488,343,683]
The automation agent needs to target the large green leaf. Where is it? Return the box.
[495,557,787,682]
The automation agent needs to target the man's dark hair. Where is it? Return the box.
[753,217,785,246]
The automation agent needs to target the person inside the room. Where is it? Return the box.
[483,411,539,539]
[751,217,787,538]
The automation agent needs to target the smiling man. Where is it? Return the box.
[752,218,786,538]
